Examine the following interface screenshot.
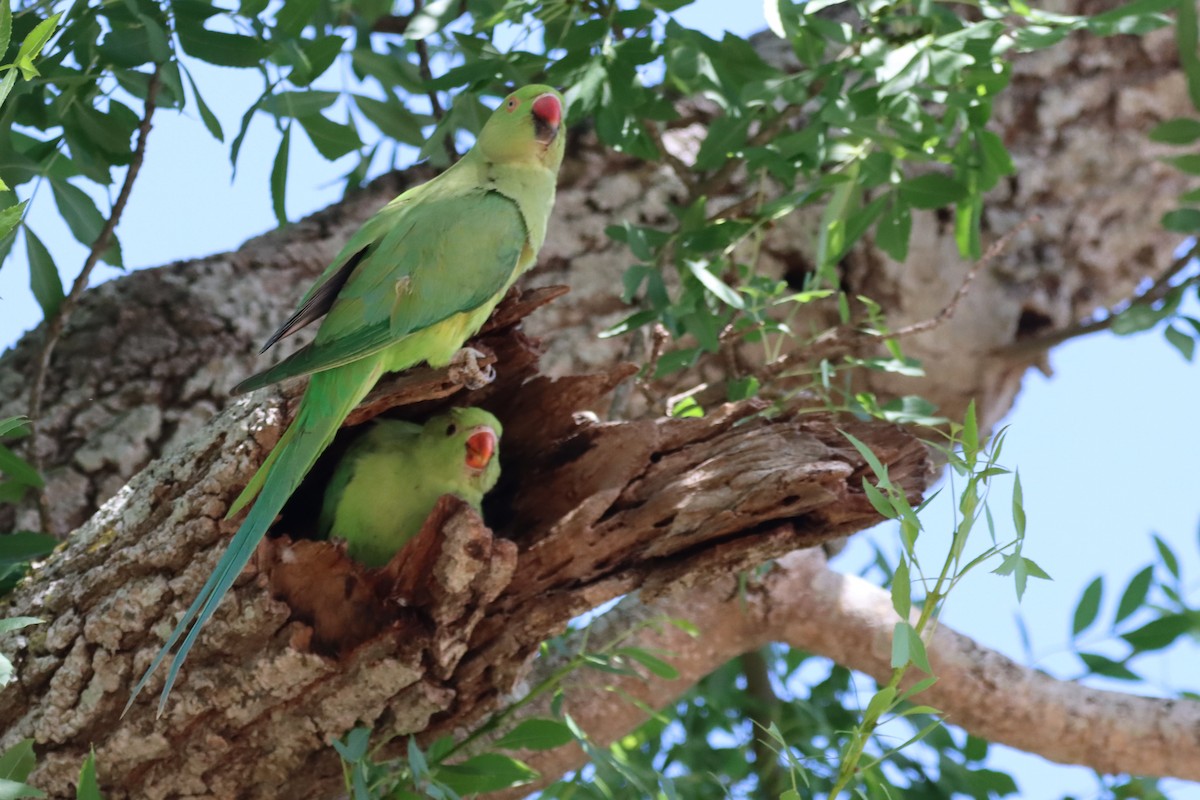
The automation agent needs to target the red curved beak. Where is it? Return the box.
[465,427,497,471]
[531,93,562,144]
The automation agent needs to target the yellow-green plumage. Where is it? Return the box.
[129,85,565,714]
[321,407,503,567]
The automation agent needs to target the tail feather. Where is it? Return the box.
[126,360,384,716]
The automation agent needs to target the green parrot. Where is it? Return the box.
[319,407,502,568]
[130,85,564,713]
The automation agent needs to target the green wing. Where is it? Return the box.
[234,190,527,395]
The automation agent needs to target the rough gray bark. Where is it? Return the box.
[0,10,1196,797]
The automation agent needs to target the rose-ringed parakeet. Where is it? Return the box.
[130,85,564,713]
[320,407,502,568]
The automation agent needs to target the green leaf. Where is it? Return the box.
[0,200,27,242]
[435,753,537,794]
[683,259,744,309]
[1115,565,1154,623]
[177,22,270,68]
[1166,153,1200,174]
[286,35,345,87]
[841,429,890,487]
[183,68,223,142]
[275,0,320,38]
[960,400,979,465]
[0,532,55,565]
[494,719,575,752]
[405,736,427,778]
[265,90,338,120]
[270,126,290,226]
[298,113,362,161]
[330,728,369,763]
[0,778,44,799]
[1078,652,1140,681]
[617,647,680,680]
[1012,470,1026,539]
[992,552,1051,601]
[49,180,121,266]
[1121,614,1192,652]
[0,418,26,439]
[1161,208,1200,232]
[862,478,897,520]
[1111,302,1165,335]
[0,740,36,784]
[891,621,931,672]
[863,686,896,721]
[0,71,19,113]
[0,444,42,488]
[25,228,63,319]
[15,13,62,70]
[1153,533,1180,579]
[1164,325,1196,361]
[1072,576,1103,637]
[876,198,911,261]
[0,617,41,635]
[0,1,11,64]
[898,173,968,209]
[891,558,911,618]
[1149,117,1200,143]
[694,114,750,170]
[229,93,267,172]
[1177,0,1200,110]
[353,95,427,146]
[76,750,101,800]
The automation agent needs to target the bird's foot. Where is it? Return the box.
[448,347,496,390]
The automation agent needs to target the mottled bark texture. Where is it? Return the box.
[0,11,1197,798]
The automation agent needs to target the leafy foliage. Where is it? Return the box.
[1066,526,1200,684]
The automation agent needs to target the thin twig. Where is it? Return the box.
[25,68,162,533]
[633,323,670,412]
[412,1,458,163]
[998,238,1200,357]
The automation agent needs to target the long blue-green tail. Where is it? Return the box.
[126,360,383,716]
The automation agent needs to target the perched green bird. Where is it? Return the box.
[130,85,565,713]
[320,407,502,568]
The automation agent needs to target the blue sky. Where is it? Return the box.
[0,1,1197,796]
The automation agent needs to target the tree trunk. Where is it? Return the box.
[1,15,1198,797]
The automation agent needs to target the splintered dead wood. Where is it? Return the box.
[2,284,932,800]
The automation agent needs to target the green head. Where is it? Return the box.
[475,84,565,172]
[421,406,503,498]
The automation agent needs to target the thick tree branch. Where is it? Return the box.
[494,549,1200,794]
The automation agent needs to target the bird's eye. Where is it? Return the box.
[505,97,518,111]
[446,424,457,436]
